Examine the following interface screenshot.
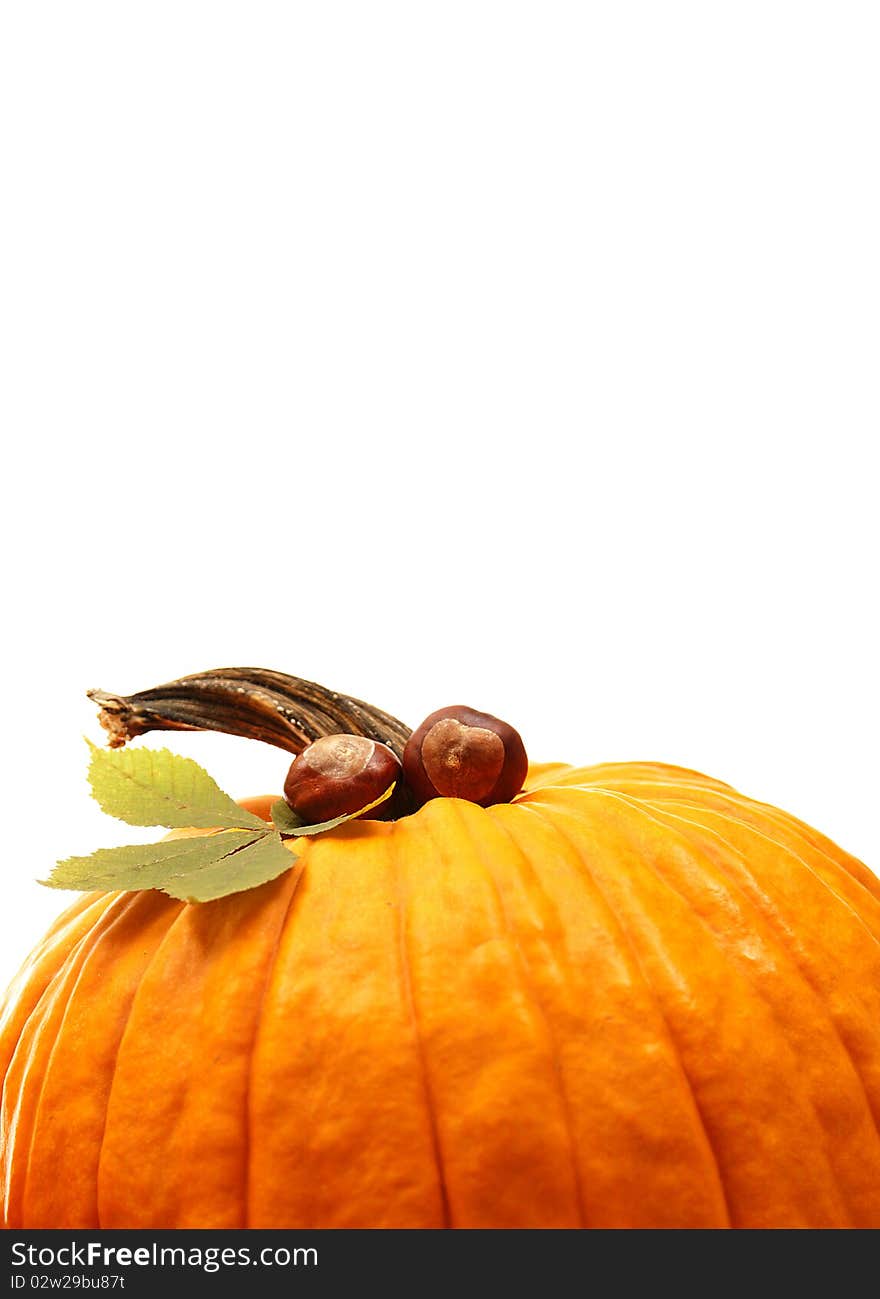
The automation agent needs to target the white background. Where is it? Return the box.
[1,3,877,994]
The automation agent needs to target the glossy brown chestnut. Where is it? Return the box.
[402,705,528,808]
[283,734,402,822]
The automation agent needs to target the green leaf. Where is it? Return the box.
[45,831,259,891]
[269,783,394,838]
[43,828,297,903]
[164,833,296,904]
[87,741,268,831]
[269,799,306,833]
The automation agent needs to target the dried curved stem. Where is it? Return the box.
[88,667,412,760]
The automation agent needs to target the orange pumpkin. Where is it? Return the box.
[2,670,879,1229]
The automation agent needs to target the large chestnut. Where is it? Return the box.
[402,705,528,808]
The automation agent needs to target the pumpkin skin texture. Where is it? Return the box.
[2,762,880,1230]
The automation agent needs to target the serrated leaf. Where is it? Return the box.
[164,832,296,903]
[45,831,260,891]
[269,783,394,838]
[269,799,306,833]
[43,828,297,903]
[87,741,268,831]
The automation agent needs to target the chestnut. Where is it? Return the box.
[402,705,528,808]
[283,734,402,822]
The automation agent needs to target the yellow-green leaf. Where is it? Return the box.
[269,799,306,833]
[87,741,268,831]
[43,828,296,902]
[164,833,296,903]
[269,783,394,837]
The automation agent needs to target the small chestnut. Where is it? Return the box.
[283,734,402,822]
[403,705,528,808]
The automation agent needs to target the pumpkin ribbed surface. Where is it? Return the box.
[2,761,879,1229]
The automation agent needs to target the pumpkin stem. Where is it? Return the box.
[88,667,412,760]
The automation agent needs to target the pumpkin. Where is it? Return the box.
[2,668,879,1229]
